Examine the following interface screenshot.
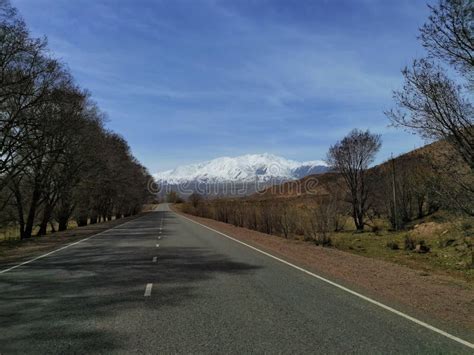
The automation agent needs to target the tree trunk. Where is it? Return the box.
[77,215,88,227]
[23,186,42,239]
[37,205,53,236]
[90,215,98,224]
[56,200,74,232]
[351,204,364,232]
[58,217,68,231]
[12,185,26,239]
[355,215,364,231]
[417,196,425,219]
[354,205,364,232]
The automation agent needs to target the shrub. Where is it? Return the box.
[386,241,399,250]
[313,233,332,247]
[303,206,333,247]
[438,237,456,248]
[404,235,416,250]
[371,224,383,236]
[415,240,430,253]
[461,221,472,231]
[188,193,203,208]
[180,203,194,214]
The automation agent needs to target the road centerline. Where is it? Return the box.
[144,283,153,297]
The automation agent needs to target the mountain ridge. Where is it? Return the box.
[154,153,328,184]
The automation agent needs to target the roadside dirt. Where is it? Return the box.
[0,213,146,266]
[174,208,474,332]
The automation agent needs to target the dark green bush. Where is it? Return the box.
[404,235,416,250]
[386,241,399,250]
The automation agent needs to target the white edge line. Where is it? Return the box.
[144,283,153,296]
[0,216,146,275]
[177,212,474,349]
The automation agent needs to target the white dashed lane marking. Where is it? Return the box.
[144,283,153,297]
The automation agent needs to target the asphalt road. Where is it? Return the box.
[0,204,472,354]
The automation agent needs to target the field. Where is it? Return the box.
[0,221,79,242]
[330,214,473,281]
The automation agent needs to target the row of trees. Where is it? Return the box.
[0,1,153,239]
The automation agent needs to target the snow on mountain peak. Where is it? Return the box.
[154,153,327,184]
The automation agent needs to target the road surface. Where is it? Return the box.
[0,204,472,353]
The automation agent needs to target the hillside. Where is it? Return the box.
[256,140,448,199]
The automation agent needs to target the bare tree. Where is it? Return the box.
[5,69,75,239]
[327,129,381,231]
[244,203,258,230]
[188,192,202,208]
[230,202,245,228]
[277,201,295,238]
[387,0,473,215]
[419,0,474,84]
[387,59,473,170]
[259,201,275,235]
[37,85,89,235]
[0,1,64,185]
[305,203,333,246]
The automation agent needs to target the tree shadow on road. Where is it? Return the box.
[0,237,261,354]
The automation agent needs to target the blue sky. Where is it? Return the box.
[13,0,433,172]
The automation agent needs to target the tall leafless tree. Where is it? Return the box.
[419,0,474,85]
[387,59,473,170]
[387,0,473,216]
[327,129,381,231]
[0,1,64,184]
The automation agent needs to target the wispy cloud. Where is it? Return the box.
[13,0,432,171]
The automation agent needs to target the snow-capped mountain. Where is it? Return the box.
[154,153,328,184]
